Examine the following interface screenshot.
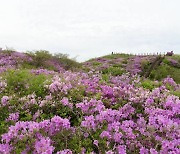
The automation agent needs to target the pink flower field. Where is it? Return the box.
[0,50,179,154]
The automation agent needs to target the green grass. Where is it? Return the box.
[171,55,180,62]
[2,69,51,97]
[102,53,132,59]
[92,61,102,66]
[149,63,180,83]
[55,57,82,71]
[102,66,125,76]
[141,79,161,91]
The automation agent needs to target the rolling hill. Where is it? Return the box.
[0,49,179,153]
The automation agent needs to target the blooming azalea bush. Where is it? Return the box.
[0,51,180,153]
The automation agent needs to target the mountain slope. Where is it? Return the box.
[83,53,180,83]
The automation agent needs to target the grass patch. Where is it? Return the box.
[92,61,102,66]
[102,53,132,59]
[149,64,180,83]
[141,79,161,91]
[102,67,125,76]
[2,69,50,97]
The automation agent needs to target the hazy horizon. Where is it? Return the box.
[0,0,180,62]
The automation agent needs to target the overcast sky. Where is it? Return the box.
[0,0,180,61]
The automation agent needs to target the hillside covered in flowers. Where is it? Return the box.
[0,49,179,154]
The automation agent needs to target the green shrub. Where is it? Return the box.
[2,69,49,97]
[102,67,124,76]
[162,58,170,65]
[101,74,110,82]
[68,86,86,103]
[141,60,150,71]
[26,50,52,68]
[171,55,180,63]
[58,57,81,71]
[20,62,36,69]
[0,106,9,135]
[28,74,49,97]
[92,61,101,66]
[172,90,180,98]
[82,66,91,72]
[112,63,122,67]
[54,53,82,71]
[149,64,180,83]
[25,51,82,71]
[1,47,16,55]
[141,80,156,91]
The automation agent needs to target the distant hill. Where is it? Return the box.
[0,50,180,83]
[83,53,180,83]
[0,49,81,73]
[0,49,179,153]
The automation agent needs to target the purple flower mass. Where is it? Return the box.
[1,96,9,106]
[0,51,180,153]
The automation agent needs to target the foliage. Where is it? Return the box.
[24,50,81,71]
[102,66,125,76]
[102,53,131,59]
[141,80,156,91]
[0,52,180,153]
[26,50,53,68]
[150,64,180,83]
[92,61,101,66]
[54,53,82,71]
[2,69,49,97]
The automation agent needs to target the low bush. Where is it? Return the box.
[2,69,49,97]
[141,79,160,91]
[54,56,81,71]
[102,66,125,76]
[27,50,52,68]
[150,64,180,83]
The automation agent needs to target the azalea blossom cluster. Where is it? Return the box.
[84,55,158,76]
[83,57,123,72]
[0,51,32,73]
[0,64,179,153]
[0,116,71,153]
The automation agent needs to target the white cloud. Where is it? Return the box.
[0,0,180,61]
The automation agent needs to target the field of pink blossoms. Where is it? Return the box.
[0,50,180,154]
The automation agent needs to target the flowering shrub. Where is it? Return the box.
[0,51,180,153]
